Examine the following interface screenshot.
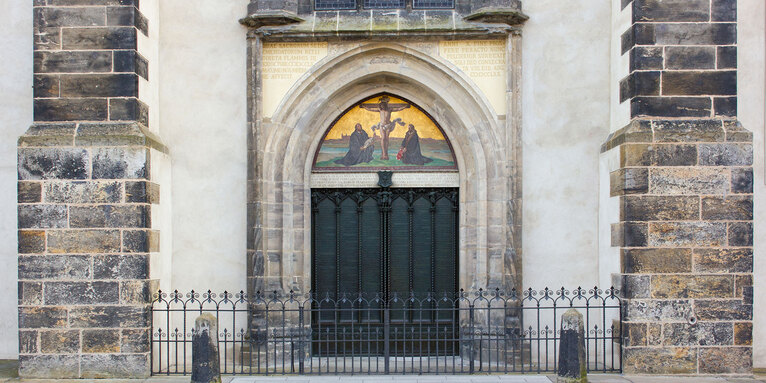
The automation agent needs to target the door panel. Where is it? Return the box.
[311,187,458,356]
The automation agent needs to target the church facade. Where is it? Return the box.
[1,0,764,378]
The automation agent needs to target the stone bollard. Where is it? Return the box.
[192,313,221,383]
[557,308,587,383]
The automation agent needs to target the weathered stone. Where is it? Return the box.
[62,27,136,50]
[696,299,752,321]
[652,119,724,142]
[647,324,662,345]
[69,205,150,228]
[723,121,750,143]
[602,120,653,152]
[19,330,38,354]
[19,354,79,379]
[735,275,753,300]
[626,299,691,321]
[47,229,121,253]
[632,0,709,22]
[662,322,733,346]
[122,229,159,253]
[611,222,647,247]
[32,75,60,99]
[699,143,752,166]
[75,122,144,146]
[120,280,153,304]
[630,47,663,71]
[121,329,150,353]
[40,330,80,353]
[662,71,736,96]
[713,97,736,118]
[19,255,91,280]
[651,275,733,299]
[18,182,42,203]
[34,51,112,73]
[711,0,737,21]
[623,322,646,346]
[19,123,77,147]
[192,313,222,383]
[699,347,751,374]
[701,195,752,220]
[620,274,651,299]
[60,73,137,98]
[114,50,149,79]
[125,181,160,203]
[557,309,586,383]
[622,248,691,274]
[18,204,68,229]
[731,168,753,193]
[92,147,148,179]
[621,144,697,166]
[82,329,120,353]
[717,46,737,69]
[664,47,715,70]
[81,353,150,379]
[34,27,62,51]
[728,222,753,246]
[18,148,89,180]
[18,282,43,306]
[18,307,67,329]
[45,181,123,203]
[69,305,150,328]
[623,347,696,374]
[93,254,149,279]
[631,96,711,118]
[19,231,45,254]
[648,222,726,247]
[34,6,105,27]
[655,23,736,45]
[621,195,698,221]
[734,322,752,345]
[109,98,149,125]
[610,168,648,196]
[34,98,109,122]
[693,248,753,273]
[44,281,120,305]
[620,71,660,101]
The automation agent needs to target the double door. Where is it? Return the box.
[310,187,459,355]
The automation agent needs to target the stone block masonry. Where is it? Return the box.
[604,119,753,374]
[620,0,737,118]
[18,0,160,379]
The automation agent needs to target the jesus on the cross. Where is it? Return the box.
[359,95,410,160]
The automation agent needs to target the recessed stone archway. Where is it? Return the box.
[247,43,520,305]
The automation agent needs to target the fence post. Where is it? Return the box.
[384,308,390,374]
[298,306,305,374]
[192,313,221,383]
[469,304,475,374]
[557,309,586,383]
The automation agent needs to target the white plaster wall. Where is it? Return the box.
[0,1,32,358]
[738,0,766,369]
[610,0,631,132]
[521,0,612,289]
[158,0,250,294]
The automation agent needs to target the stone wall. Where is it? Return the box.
[611,0,753,375]
[17,0,160,378]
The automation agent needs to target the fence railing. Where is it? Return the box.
[151,287,622,375]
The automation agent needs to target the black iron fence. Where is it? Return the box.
[151,287,622,376]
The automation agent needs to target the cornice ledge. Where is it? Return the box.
[464,7,529,26]
[240,10,304,29]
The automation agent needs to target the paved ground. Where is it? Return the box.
[0,360,764,383]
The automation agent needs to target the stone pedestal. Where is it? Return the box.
[557,309,586,383]
[192,313,222,383]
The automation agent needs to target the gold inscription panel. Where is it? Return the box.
[262,42,328,118]
[439,40,507,115]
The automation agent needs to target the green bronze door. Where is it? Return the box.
[311,187,459,356]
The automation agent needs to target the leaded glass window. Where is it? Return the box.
[362,0,406,9]
[413,0,454,9]
[314,0,356,10]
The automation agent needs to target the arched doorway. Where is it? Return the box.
[309,93,461,355]
[310,93,459,299]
